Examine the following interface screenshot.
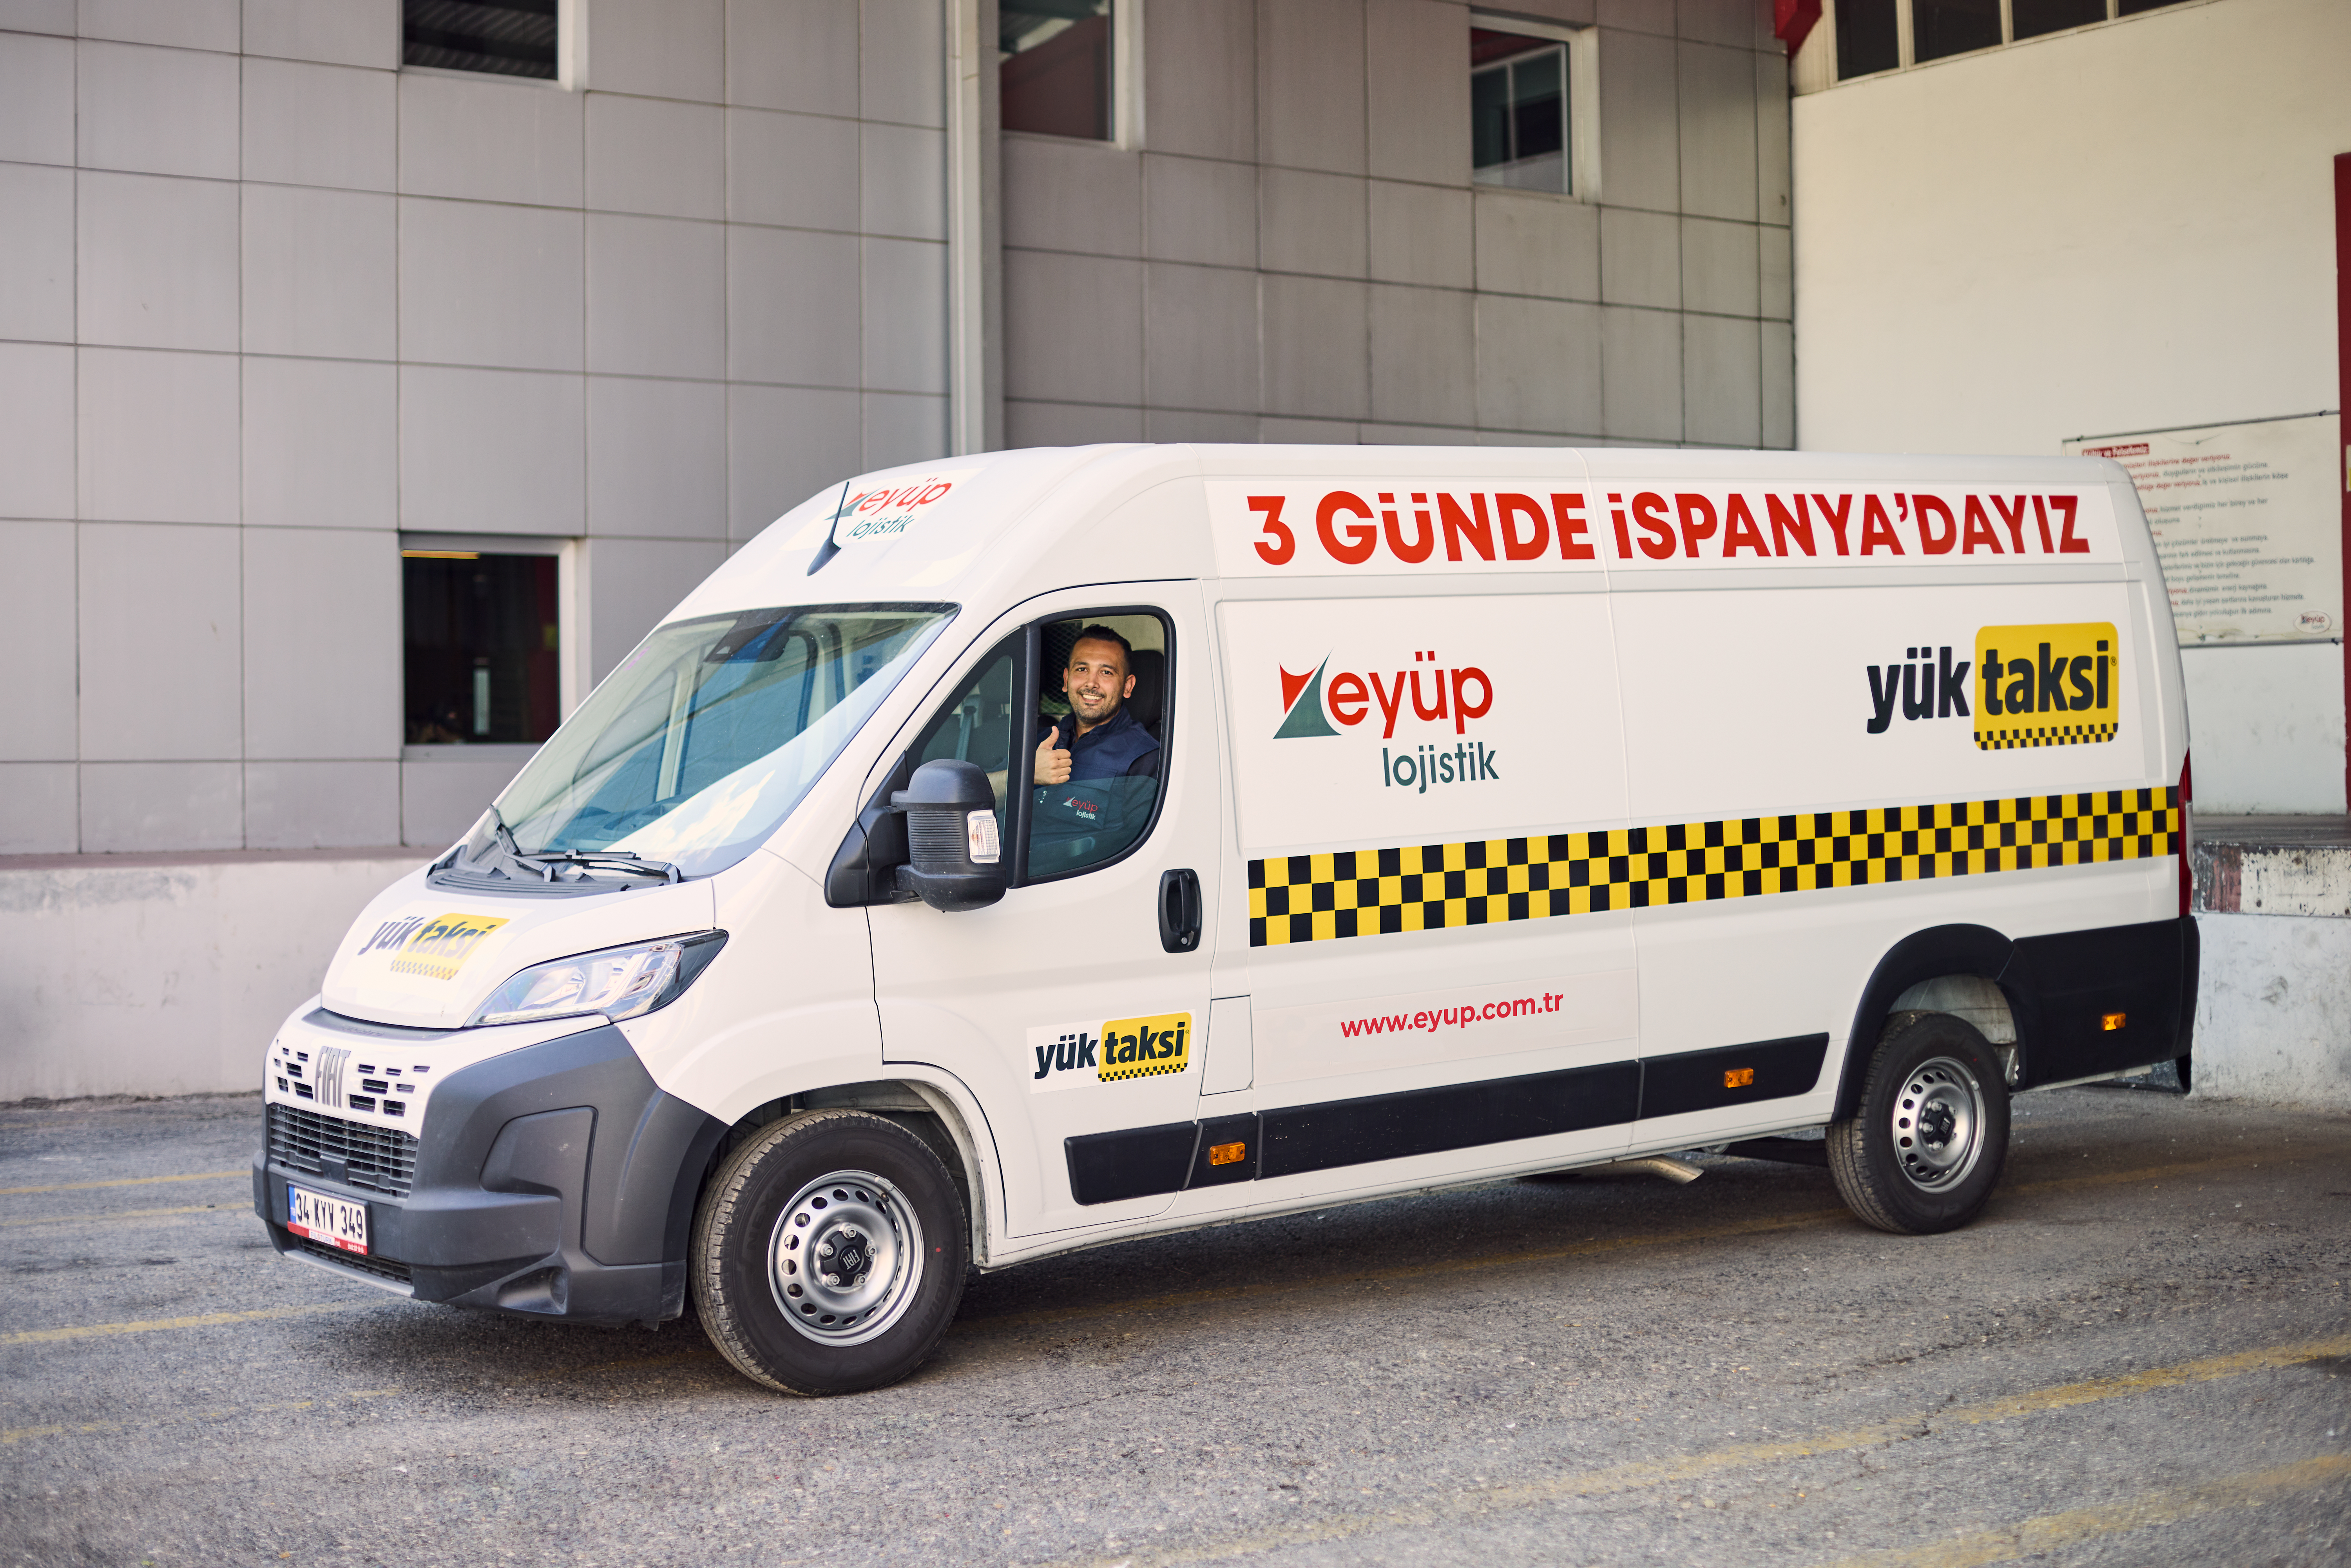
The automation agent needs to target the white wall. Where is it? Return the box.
[0,849,422,1100]
[1791,0,2351,812]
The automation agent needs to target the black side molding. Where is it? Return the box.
[1637,1035,1827,1120]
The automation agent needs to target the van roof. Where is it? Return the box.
[664,443,2141,625]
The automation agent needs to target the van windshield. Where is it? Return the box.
[487,604,954,880]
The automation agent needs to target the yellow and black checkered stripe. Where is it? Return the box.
[1975,721,2119,751]
[1247,788,2178,948]
[1100,1058,1188,1083]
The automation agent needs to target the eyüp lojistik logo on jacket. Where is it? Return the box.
[371,911,510,981]
[1863,623,2119,749]
[1029,1013,1191,1090]
[1275,651,1500,795]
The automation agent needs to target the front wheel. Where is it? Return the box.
[1827,1012,2010,1235]
[692,1110,968,1395]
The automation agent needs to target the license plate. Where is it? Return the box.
[287,1184,368,1255]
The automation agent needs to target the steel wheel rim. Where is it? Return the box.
[767,1169,925,1347]
[1889,1055,1985,1191]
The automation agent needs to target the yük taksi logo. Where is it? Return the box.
[1274,650,1500,794]
[353,911,510,981]
[1863,622,2120,750]
[1028,1013,1192,1092]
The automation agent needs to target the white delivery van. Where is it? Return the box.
[254,445,2195,1395]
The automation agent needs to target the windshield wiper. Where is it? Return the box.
[518,850,684,885]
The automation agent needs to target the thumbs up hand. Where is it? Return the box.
[1034,722,1072,785]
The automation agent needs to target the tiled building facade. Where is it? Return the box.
[0,0,1795,858]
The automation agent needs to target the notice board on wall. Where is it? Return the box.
[2064,412,2343,645]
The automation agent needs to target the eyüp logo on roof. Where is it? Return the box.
[832,469,976,543]
[1273,651,1501,794]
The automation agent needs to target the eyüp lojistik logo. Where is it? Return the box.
[1861,623,2120,749]
[1273,651,1500,795]
[833,471,969,543]
[1029,1013,1192,1091]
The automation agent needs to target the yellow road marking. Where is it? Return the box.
[0,1301,362,1347]
[1813,1453,2351,1568]
[1060,1334,2351,1567]
[0,1170,244,1196]
[0,1203,234,1229]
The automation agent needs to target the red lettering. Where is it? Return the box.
[1248,496,1294,565]
[916,482,951,504]
[1369,672,1407,738]
[2032,495,2055,554]
[2052,495,2088,553]
[1631,493,1676,559]
[1813,493,1854,555]
[1722,494,1769,557]
[1385,498,1434,563]
[1991,494,2030,554]
[1316,491,1376,565]
[1961,495,2004,554]
[1610,495,1634,559]
[1767,493,1815,556]
[1550,493,1595,559]
[1438,493,1494,561]
[1674,493,1718,558]
[1496,493,1549,560]
[1327,672,1369,726]
[1859,495,1904,554]
[1409,669,1449,722]
[1451,667,1492,733]
[1915,494,1956,554]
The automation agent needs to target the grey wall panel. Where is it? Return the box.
[0,521,78,763]
[78,346,241,523]
[241,355,398,530]
[1368,282,1474,428]
[588,375,729,540]
[1476,293,1601,436]
[1143,155,1257,268]
[1003,248,1144,406]
[0,343,76,518]
[241,184,397,360]
[1682,311,1761,446]
[1680,215,1759,319]
[1003,135,1142,257]
[1261,274,1369,420]
[1596,27,1679,214]
[78,171,240,351]
[1259,0,1367,175]
[1599,304,1682,441]
[245,760,402,849]
[1145,0,1257,161]
[241,57,396,191]
[0,31,76,164]
[0,163,75,341]
[242,526,401,760]
[77,39,239,178]
[1472,189,1599,302]
[78,520,243,761]
[1677,41,1758,223]
[1366,0,1470,186]
[398,73,585,208]
[587,94,726,221]
[1259,167,1369,279]
[242,0,401,71]
[1144,261,1260,413]
[1369,181,1473,289]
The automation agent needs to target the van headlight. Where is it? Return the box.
[468,931,728,1027]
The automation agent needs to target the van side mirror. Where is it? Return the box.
[889,759,1007,913]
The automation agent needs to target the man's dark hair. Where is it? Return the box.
[1067,623,1133,668]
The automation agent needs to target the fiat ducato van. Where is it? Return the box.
[254,444,2196,1395]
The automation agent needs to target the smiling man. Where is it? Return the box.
[1034,625,1161,786]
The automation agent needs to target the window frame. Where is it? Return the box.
[1466,12,1601,204]
[1011,605,1176,887]
[398,531,582,760]
[996,0,1145,149]
[1817,0,2167,86]
[398,0,586,90]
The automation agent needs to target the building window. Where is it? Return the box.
[1832,0,2190,81]
[1472,30,1567,193]
[1001,1,1113,140]
[403,548,562,746]
[404,0,558,81]
[1912,0,2001,62]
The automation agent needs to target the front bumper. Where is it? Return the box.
[253,1014,726,1326]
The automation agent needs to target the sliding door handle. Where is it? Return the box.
[1158,867,1202,954]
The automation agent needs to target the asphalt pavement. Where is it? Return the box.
[2,1086,2345,1568]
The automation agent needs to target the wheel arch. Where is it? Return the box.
[674,1075,1002,1281]
[1834,924,2015,1122]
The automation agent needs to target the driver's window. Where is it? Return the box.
[907,634,1020,846]
[1026,612,1167,881]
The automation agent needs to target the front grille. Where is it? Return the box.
[267,1103,420,1199]
[290,1234,413,1286]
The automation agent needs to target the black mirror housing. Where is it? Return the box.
[890,759,1007,912]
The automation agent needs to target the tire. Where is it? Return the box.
[691,1110,968,1396]
[1827,1011,2010,1235]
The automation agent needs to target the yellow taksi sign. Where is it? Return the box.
[1973,622,2120,750]
[389,912,510,981]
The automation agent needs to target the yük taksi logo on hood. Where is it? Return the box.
[1274,650,1502,793]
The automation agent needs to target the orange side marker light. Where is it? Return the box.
[1723,1067,1755,1089]
[1208,1141,1247,1166]
[2101,1012,2127,1032]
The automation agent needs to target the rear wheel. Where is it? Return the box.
[692,1110,968,1395]
[1827,1012,2010,1235]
